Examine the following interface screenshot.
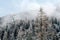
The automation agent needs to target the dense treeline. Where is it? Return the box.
[0,8,60,40]
[0,17,60,40]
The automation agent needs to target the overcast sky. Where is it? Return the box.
[0,0,60,17]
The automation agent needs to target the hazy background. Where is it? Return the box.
[0,0,60,19]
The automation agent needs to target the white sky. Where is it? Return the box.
[0,0,60,17]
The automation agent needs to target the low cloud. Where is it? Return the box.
[0,0,60,29]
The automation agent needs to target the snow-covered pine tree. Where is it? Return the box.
[35,8,56,40]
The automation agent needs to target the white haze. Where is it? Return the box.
[0,0,60,29]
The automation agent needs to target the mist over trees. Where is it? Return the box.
[0,8,60,40]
